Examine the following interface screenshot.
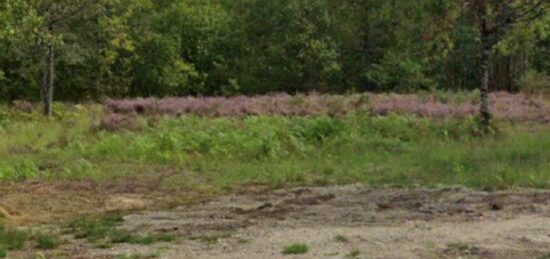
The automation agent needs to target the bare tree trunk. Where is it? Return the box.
[40,50,49,111]
[42,42,54,116]
[478,8,492,131]
[42,25,55,116]
[47,42,54,116]
[479,44,491,129]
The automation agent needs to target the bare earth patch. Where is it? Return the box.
[56,185,550,259]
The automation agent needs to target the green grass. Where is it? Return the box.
[35,232,61,249]
[66,213,124,241]
[283,243,309,255]
[0,223,28,251]
[0,104,549,190]
[346,249,361,258]
[335,235,348,243]
[0,222,65,254]
[64,213,174,246]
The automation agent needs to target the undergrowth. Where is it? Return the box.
[0,104,548,189]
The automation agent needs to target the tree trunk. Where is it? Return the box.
[478,7,492,131]
[41,43,54,116]
[40,50,49,111]
[42,26,55,116]
[479,43,491,129]
[47,42,54,116]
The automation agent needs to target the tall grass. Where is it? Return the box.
[0,104,548,189]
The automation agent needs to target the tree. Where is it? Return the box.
[465,0,549,129]
[37,0,101,116]
[1,0,145,113]
[0,0,42,101]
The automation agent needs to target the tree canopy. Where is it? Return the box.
[0,0,548,102]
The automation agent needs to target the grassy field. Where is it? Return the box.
[0,94,549,258]
[1,101,548,190]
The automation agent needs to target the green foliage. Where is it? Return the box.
[334,235,348,243]
[1,104,549,189]
[517,70,550,95]
[0,223,28,251]
[0,0,547,101]
[65,213,174,246]
[282,243,309,255]
[35,232,61,250]
[66,213,124,241]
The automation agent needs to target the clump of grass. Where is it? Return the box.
[35,232,61,250]
[346,249,361,258]
[65,213,173,246]
[0,223,28,250]
[128,234,155,245]
[0,248,6,258]
[283,243,309,255]
[334,235,348,243]
[66,213,124,241]
[155,233,176,242]
[110,229,133,244]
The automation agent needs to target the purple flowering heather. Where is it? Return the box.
[103,92,550,123]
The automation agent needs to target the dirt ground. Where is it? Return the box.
[43,185,549,259]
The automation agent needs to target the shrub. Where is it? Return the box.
[517,70,550,95]
[35,232,60,250]
[0,224,28,250]
[10,100,34,114]
[103,92,549,123]
[283,243,309,255]
[99,113,142,131]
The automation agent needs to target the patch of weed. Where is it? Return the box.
[346,249,361,258]
[155,233,176,242]
[0,223,28,250]
[35,232,61,250]
[127,234,155,245]
[66,213,174,246]
[282,243,309,255]
[335,235,348,243]
[110,229,133,244]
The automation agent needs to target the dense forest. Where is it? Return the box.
[0,0,549,102]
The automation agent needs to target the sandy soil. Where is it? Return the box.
[57,185,550,259]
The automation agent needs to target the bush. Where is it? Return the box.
[283,243,309,255]
[517,70,550,95]
[0,224,28,251]
[35,232,60,250]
